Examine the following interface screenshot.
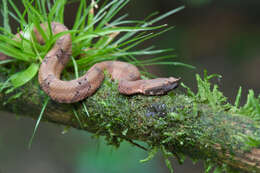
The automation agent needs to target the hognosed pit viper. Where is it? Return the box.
[0,22,180,103]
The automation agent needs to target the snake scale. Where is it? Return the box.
[0,22,180,103]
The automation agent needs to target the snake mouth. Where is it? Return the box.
[144,80,180,95]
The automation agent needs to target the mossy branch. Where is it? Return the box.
[0,73,259,173]
[0,1,259,172]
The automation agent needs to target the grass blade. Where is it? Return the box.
[72,109,83,128]
[146,6,185,26]
[234,86,242,108]
[74,25,167,43]
[28,97,49,149]
[115,6,184,45]
[2,0,11,34]
[82,102,90,117]
[71,56,79,78]
[0,59,15,65]
[96,0,129,30]
[140,61,195,69]
[10,63,39,88]
[8,0,27,27]
[113,49,173,57]
[0,43,33,62]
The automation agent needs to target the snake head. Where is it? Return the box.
[143,77,181,95]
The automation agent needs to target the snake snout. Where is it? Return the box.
[144,77,180,95]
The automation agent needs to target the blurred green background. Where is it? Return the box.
[1,0,260,172]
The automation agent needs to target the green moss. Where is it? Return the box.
[0,68,259,173]
[1,69,260,172]
[60,73,258,173]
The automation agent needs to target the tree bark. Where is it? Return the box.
[0,75,259,173]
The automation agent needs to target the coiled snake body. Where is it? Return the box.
[0,22,180,103]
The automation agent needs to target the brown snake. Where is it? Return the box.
[0,22,180,103]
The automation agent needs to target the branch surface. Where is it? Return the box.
[0,75,259,173]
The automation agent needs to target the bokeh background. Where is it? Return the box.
[1,0,260,172]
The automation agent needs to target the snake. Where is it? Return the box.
[0,22,180,103]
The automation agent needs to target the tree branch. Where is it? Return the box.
[0,75,259,172]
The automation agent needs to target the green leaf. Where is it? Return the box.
[161,146,174,173]
[8,0,27,28]
[234,86,242,108]
[147,6,185,26]
[181,82,195,97]
[4,91,23,105]
[82,102,90,117]
[213,166,223,173]
[87,1,94,32]
[71,56,79,78]
[96,0,129,30]
[0,78,11,92]
[2,0,11,34]
[205,162,214,173]
[74,25,167,43]
[10,63,39,88]
[140,146,158,163]
[73,108,83,128]
[164,157,174,173]
[28,97,49,149]
[0,59,15,65]
[0,46,26,62]
[114,49,173,56]
[72,0,88,31]
[140,61,196,69]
